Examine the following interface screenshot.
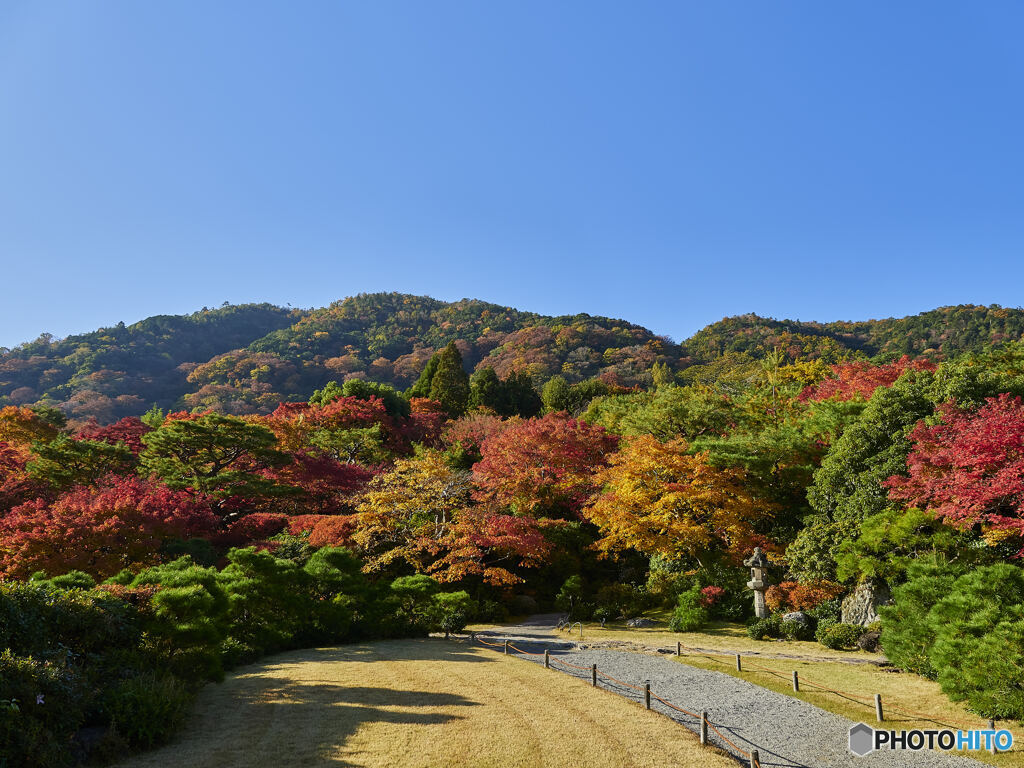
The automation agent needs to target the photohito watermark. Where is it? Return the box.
[849,722,1013,756]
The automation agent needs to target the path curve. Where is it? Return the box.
[471,617,987,768]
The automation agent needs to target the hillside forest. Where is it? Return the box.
[2,296,1024,765]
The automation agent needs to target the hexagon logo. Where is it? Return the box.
[849,722,875,756]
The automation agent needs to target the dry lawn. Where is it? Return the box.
[573,614,887,662]
[115,638,734,768]
[677,652,1024,768]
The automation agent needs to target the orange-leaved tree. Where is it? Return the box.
[584,434,769,566]
[354,451,549,585]
[472,412,618,518]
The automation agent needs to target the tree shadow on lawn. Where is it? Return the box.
[117,640,491,768]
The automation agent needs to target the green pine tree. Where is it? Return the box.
[469,366,506,412]
[407,352,441,398]
[428,342,470,416]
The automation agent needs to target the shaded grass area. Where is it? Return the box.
[572,613,886,662]
[115,638,735,768]
[676,652,1024,768]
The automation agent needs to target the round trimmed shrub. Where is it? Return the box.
[819,622,863,650]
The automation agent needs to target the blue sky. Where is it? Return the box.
[1,2,1022,349]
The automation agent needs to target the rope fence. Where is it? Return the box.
[470,633,763,767]
[674,642,989,734]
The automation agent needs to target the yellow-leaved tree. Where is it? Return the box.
[584,434,769,566]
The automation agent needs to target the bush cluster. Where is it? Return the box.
[0,547,474,767]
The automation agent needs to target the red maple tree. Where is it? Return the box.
[800,356,936,402]
[885,393,1024,542]
[0,476,219,578]
[472,412,618,517]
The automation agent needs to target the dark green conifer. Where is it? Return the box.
[428,342,470,416]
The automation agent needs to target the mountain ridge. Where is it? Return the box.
[2,294,1023,423]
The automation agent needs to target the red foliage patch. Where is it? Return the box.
[765,580,845,612]
[699,585,725,607]
[799,356,936,402]
[307,515,360,547]
[75,416,151,453]
[886,393,1024,543]
[0,476,218,579]
[472,413,618,517]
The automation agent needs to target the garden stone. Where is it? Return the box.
[626,617,655,627]
[841,580,891,626]
[857,631,881,653]
[782,611,810,627]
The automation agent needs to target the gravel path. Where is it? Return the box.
[471,619,987,768]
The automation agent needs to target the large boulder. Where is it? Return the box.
[782,611,811,627]
[841,581,891,626]
[626,617,656,628]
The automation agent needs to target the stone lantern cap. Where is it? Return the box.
[743,547,769,569]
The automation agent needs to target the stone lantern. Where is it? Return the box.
[744,547,770,619]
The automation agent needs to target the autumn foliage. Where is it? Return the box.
[765,580,844,612]
[472,413,618,517]
[584,435,767,563]
[885,393,1024,542]
[800,356,936,402]
[0,476,218,579]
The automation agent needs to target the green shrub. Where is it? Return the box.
[595,583,647,619]
[130,557,229,681]
[0,581,141,660]
[593,605,618,623]
[431,591,475,636]
[668,587,708,632]
[926,564,1024,719]
[808,597,842,625]
[813,617,835,642]
[509,594,539,616]
[30,570,97,590]
[818,622,863,650]
[0,650,87,768]
[781,617,814,641]
[476,599,509,624]
[104,672,194,749]
[879,563,960,677]
[746,618,771,641]
[645,569,694,609]
[217,547,312,662]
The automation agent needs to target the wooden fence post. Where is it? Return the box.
[591,664,597,687]
[989,720,997,754]
[735,654,742,672]
[874,694,884,722]
[676,641,681,657]
[749,749,760,767]
[644,681,651,710]
[504,639,509,655]
[544,649,550,669]
[792,670,799,692]
[700,711,708,745]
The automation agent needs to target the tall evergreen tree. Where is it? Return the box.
[407,353,441,399]
[469,366,506,413]
[504,371,543,417]
[428,342,470,416]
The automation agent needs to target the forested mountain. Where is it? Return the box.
[689,304,1024,362]
[1,295,1023,423]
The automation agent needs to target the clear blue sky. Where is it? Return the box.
[2,2,1022,349]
